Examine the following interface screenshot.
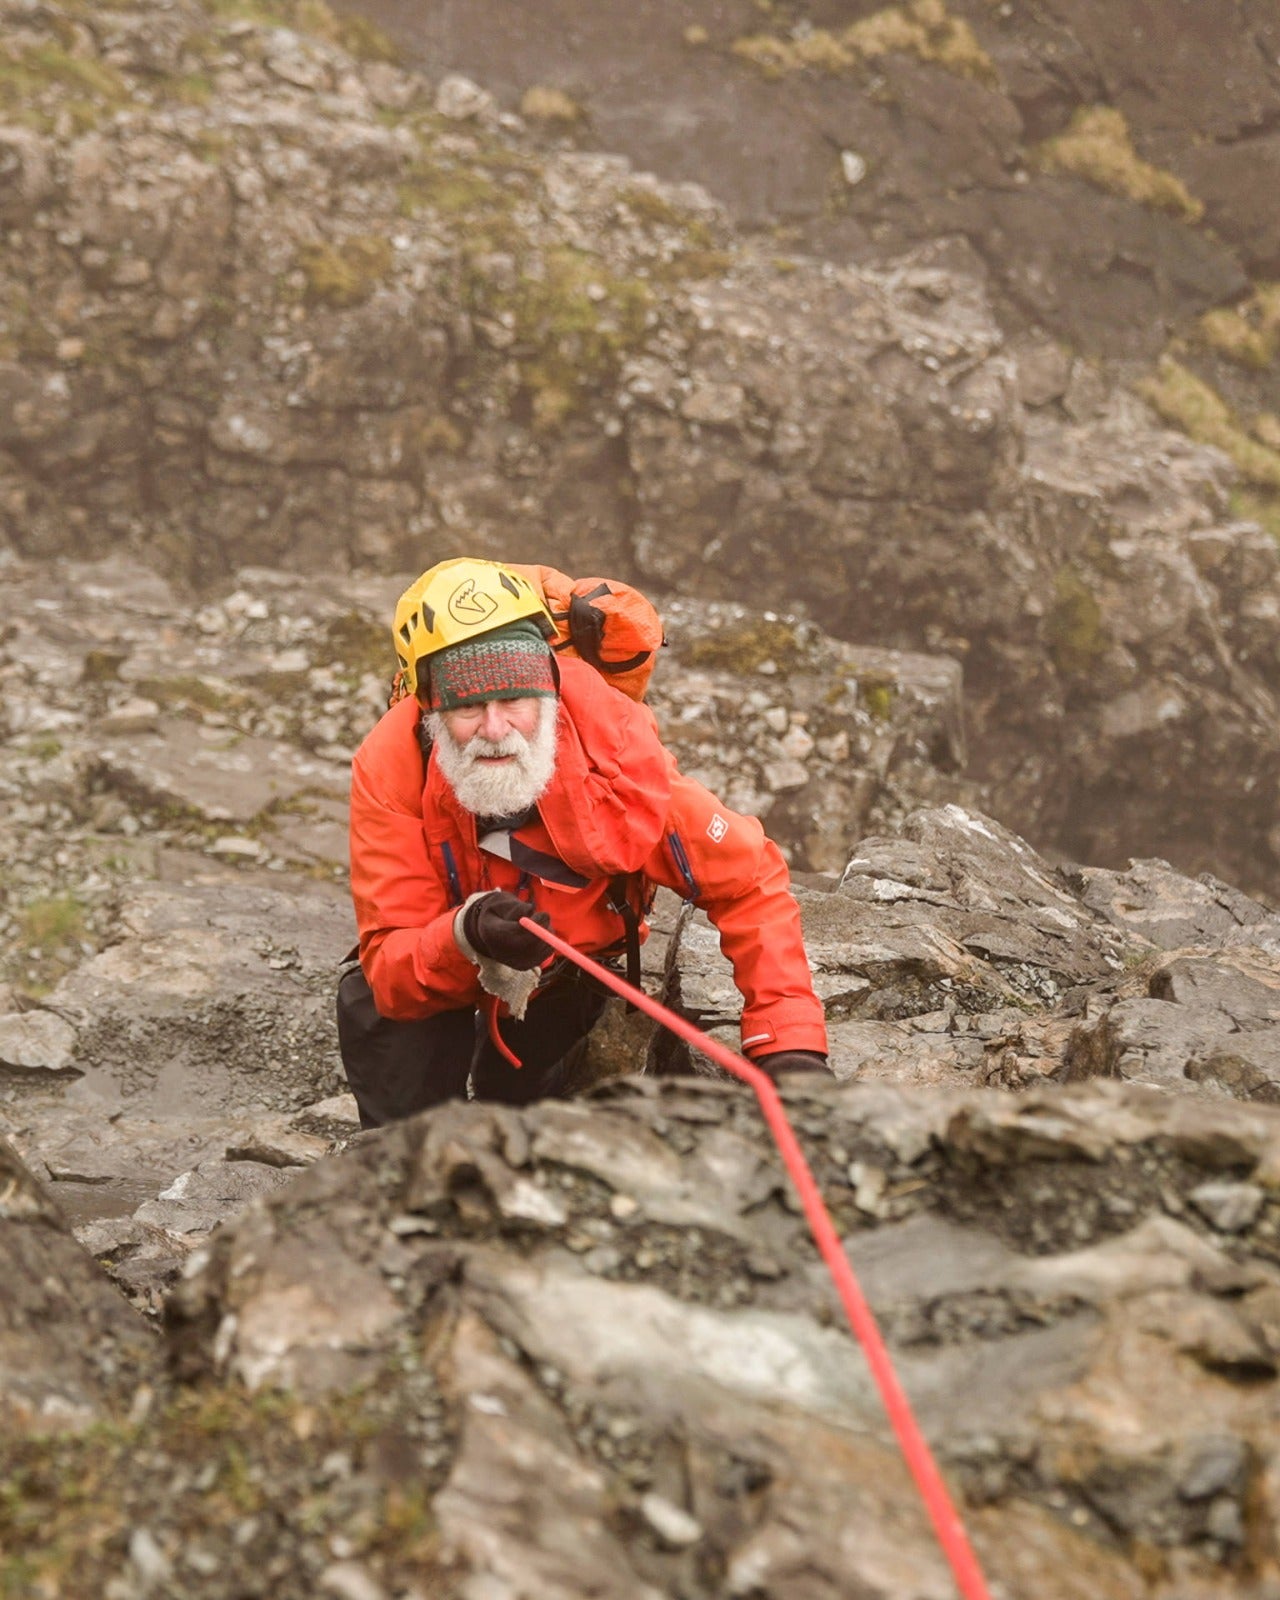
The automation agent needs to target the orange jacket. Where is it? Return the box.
[348,657,828,1059]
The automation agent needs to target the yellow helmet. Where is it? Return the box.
[392,558,555,699]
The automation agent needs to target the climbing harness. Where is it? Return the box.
[519,915,996,1600]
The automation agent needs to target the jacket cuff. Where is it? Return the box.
[739,1004,828,1060]
[453,893,539,1021]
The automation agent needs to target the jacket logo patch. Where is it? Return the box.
[707,813,728,843]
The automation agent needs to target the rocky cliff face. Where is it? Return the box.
[2,0,1280,895]
[7,6,1280,1597]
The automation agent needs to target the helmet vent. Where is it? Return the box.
[398,621,413,646]
[421,603,435,634]
[499,571,520,598]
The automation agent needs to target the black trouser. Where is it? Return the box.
[336,964,609,1129]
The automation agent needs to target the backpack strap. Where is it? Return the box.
[606,873,642,1010]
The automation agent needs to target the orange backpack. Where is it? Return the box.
[509,563,665,703]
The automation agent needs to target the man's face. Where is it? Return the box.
[427,695,558,818]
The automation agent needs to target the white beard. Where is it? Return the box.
[429,698,559,818]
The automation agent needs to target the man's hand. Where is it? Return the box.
[461,891,550,970]
[754,1051,830,1080]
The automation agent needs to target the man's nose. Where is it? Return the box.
[478,701,511,740]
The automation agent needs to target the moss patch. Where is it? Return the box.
[0,38,130,130]
[1231,488,1280,546]
[296,236,395,309]
[414,413,467,455]
[681,618,801,672]
[1198,283,1280,371]
[201,0,398,60]
[321,610,393,681]
[398,155,503,221]
[9,892,89,993]
[20,734,64,761]
[0,1379,454,1600]
[167,70,217,105]
[858,675,897,721]
[618,188,731,282]
[396,126,715,412]
[519,85,584,126]
[1138,356,1280,491]
[17,893,86,951]
[731,0,996,84]
[134,675,246,715]
[1046,565,1107,682]
[470,246,654,428]
[1034,107,1203,222]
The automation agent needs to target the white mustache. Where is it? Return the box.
[467,733,526,760]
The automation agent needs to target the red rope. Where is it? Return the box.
[521,917,994,1600]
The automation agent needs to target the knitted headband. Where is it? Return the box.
[423,619,557,711]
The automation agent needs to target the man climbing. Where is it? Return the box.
[338,556,829,1127]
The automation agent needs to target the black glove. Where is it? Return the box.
[754,1051,830,1081]
[462,891,550,970]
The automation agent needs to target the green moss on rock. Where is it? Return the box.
[1138,356,1280,491]
[201,0,398,60]
[296,236,395,309]
[1034,107,1203,222]
[1046,565,1107,681]
[1198,284,1280,371]
[469,245,654,428]
[0,39,130,130]
[398,157,506,221]
[0,1381,453,1598]
[322,610,394,681]
[1231,488,1280,546]
[731,0,996,84]
[859,676,896,721]
[682,618,801,672]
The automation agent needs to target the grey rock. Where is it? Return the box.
[1188,1181,1265,1234]
[0,1009,77,1074]
[1175,1435,1248,1502]
[1066,946,1280,1099]
[48,880,352,1114]
[639,1492,703,1548]
[1186,1035,1280,1103]
[319,1563,389,1600]
[0,5,1274,902]
[0,1137,158,1432]
[435,74,493,121]
[94,721,348,829]
[133,1159,297,1237]
[128,1527,172,1588]
[1072,859,1280,952]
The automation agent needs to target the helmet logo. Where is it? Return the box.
[448,578,499,628]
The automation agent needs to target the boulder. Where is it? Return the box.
[0,1138,156,1432]
[148,1077,1280,1599]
